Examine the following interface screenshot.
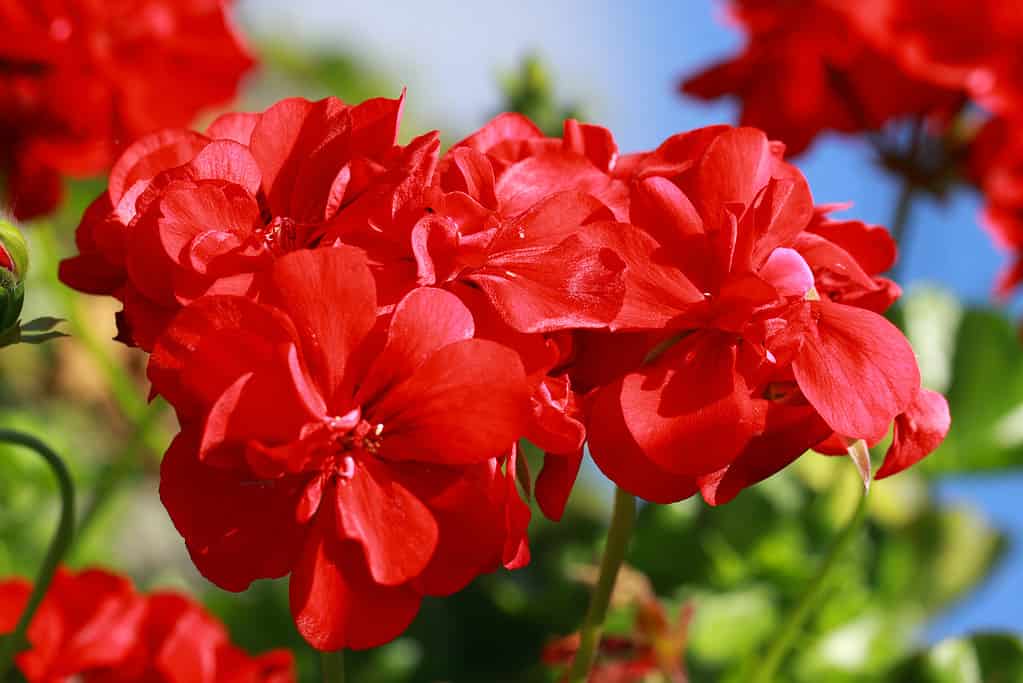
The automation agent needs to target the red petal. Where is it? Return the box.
[184,140,263,197]
[451,112,544,154]
[206,112,261,145]
[471,236,626,333]
[535,449,584,522]
[356,287,475,406]
[370,340,531,465]
[809,216,896,275]
[576,219,703,330]
[588,381,700,504]
[793,301,920,441]
[108,129,209,206]
[596,332,763,477]
[688,127,775,221]
[407,462,507,596]
[875,388,950,479]
[59,194,126,296]
[502,448,532,569]
[335,458,439,586]
[160,430,308,591]
[290,508,421,651]
[496,152,625,219]
[263,248,378,406]
[148,295,304,425]
[699,402,833,505]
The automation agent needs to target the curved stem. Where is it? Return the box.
[320,650,345,683]
[749,488,869,683]
[0,430,75,677]
[565,486,637,683]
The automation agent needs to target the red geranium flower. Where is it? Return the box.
[968,115,1023,295]
[579,126,946,504]
[148,247,533,650]
[0,0,254,219]
[0,566,294,682]
[860,0,1023,115]
[60,94,436,350]
[680,0,959,155]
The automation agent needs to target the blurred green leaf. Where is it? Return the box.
[896,286,1023,475]
[886,633,1023,683]
[499,54,584,137]
[687,587,780,663]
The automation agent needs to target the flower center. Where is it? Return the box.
[324,408,384,463]
[255,216,305,254]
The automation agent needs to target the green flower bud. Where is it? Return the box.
[0,220,28,335]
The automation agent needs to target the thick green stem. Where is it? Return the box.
[565,486,637,683]
[321,650,345,683]
[0,430,75,677]
[749,488,869,683]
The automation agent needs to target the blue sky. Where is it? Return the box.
[242,0,1022,642]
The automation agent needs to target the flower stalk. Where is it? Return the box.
[321,650,345,683]
[748,486,869,683]
[0,429,75,677]
[565,485,637,682]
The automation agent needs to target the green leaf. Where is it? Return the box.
[686,587,780,663]
[19,317,65,333]
[885,633,1023,683]
[896,287,1023,475]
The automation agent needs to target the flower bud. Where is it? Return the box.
[0,220,29,335]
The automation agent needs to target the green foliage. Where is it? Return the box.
[888,633,1023,683]
[499,55,584,136]
[898,286,1023,475]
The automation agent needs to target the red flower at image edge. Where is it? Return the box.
[858,0,1023,115]
[148,247,533,650]
[0,567,294,682]
[968,115,1023,295]
[680,0,959,155]
[0,0,255,220]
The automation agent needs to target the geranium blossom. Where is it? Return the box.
[58,90,949,654]
[0,0,254,219]
[0,567,294,682]
[576,126,946,504]
[60,94,434,350]
[149,247,533,650]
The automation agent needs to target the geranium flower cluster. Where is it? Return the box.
[681,0,1023,298]
[60,93,949,650]
[0,567,294,682]
[0,0,253,220]
[681,0,1021,155]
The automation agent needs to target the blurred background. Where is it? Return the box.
[3,2,1021,681]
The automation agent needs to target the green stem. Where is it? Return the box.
[321,650,345,683]
[565,486,637,683]
[888,177,916,280]
[749,488,869,683]
[887,117,924,280]
[0,430,75,678]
